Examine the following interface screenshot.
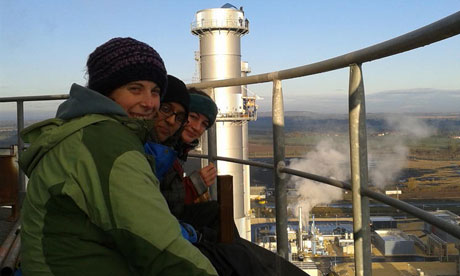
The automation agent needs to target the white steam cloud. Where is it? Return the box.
[289,139,349,225]
[369,115,434,189]
[289,115,435,223]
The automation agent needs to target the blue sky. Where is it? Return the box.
[0,1,459,114]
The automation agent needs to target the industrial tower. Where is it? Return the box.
[191,4,254,239]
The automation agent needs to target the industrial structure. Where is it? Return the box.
[373,229,416,256]
[191,4,255,239]
[424,210,460,243]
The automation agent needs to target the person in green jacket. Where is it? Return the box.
[19,37,217,276]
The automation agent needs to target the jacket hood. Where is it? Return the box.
[56,83,127,120]
[20,84,157,175]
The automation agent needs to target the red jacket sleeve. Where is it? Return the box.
[173,160,200,204]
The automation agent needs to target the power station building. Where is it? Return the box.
[373,229,416,256]
[424,210,460,243]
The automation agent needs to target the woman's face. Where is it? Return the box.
[154,102,186,142]
[109,80,160,119]
[181,112,209,144]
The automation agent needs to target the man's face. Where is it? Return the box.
[181,112,209,144]
[154,102,186,142]
[109,80,160,119]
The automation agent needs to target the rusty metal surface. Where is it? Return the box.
[0,156,18,206]
[0,155,19,222]
[218,175,234,243]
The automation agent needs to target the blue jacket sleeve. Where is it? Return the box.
[144,142,178,182]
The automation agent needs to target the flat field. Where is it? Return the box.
[249,133,460,200]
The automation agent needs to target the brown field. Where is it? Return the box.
[399,159,460,199]
[248,143,312,158]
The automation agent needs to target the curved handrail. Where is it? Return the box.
[189,153,460,240]
[0,94,68,103]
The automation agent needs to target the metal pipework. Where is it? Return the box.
[241,61,252,238]
[272,79,288,259]
[188,153,274,169]
[0,94,68,103]
[349,63,371,276]
[298,207,303,252]
[1,235,20,276]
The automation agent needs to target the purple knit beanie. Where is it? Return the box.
[86,37,167,97]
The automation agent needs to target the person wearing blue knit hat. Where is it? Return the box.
[160,88,308,276]
[159,88,218,219]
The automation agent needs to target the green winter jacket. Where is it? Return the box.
[19,84,217,276]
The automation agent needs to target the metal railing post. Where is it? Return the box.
[272,79,288,259]
[207,122,218,200]
[349,63,372,276]
[207,88,218,200]
[16,101,25,195]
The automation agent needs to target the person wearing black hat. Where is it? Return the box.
[19,38,217,276]
[153,75,190,144]
[144,75,190,182]
[155,88,219,220]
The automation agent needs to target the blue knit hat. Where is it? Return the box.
[189,93,218,128]
[86,37,167,97]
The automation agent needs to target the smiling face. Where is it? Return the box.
[181,112,210,144]
[109,80,160,119]
[154,102,186,142]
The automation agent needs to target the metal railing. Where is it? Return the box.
[191,18,249,34]
[187,11,460,276]
[1,10,460,276]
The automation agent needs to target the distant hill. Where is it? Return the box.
[257,88,460,114]
[249,112,460,135]
[257,111,320,118]
[2,112,460,148]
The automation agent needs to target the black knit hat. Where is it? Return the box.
[162,75,190,115]
[86,37,167,97]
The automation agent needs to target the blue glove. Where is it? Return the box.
[179,222,198,243]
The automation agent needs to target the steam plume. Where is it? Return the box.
[289,139,349,225]
[369,115,434,188]
[289,115,434,222]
